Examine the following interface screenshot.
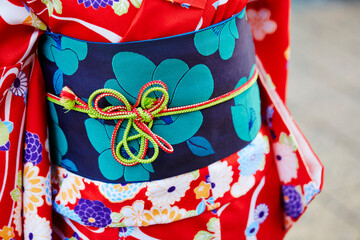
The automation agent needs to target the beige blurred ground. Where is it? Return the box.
[285,0,360,239]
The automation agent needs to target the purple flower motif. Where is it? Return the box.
[74,199,112,228]
[77,0,119,9]
[10,71,28,97]
[282,185,303,219]
[24,131,43,165]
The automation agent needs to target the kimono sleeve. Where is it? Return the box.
[247,0,291,102]
[0,1,52,239]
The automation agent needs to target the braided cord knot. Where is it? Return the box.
[46,68,258,167]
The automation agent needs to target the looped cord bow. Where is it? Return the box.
[47,68,258,167]
[59,81,174,166]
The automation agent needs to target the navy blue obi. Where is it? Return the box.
[38,9,261,183]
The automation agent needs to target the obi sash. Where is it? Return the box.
[38,9,261,183]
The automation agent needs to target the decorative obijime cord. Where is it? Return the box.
[47,68,258,166]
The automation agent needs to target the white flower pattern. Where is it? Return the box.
[208,161,233,200]
[145,173,194,206]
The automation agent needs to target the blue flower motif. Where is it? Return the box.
[24,131,43,165]
[231,65,261,142]
[119,227,134,238]
[105,52,214,146]
[245,221,259,237]
[40,35,88,93]
[45,171,52,205]
[304,182,320,205]
[99,182,144,202]
[78,0,119,9]
[87,52,214,180]
[85,118,155,181]
[194,10,245,60]
[254,203,269,224]
[0,120,13,151]
[282,185,303,219]
[74,198,112,228]
[237,134,264,176]
[53,202,82,222]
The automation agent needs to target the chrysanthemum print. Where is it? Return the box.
[282,185,303,220]
[23,214,51,240]
[55,167,85,205]
[145,173,194,206]
[24,131,43,166]
[10,71,27,97]
[74,199,112,228]
[273,132,299,184]
[207,161,233,200]
[23,163,45,214]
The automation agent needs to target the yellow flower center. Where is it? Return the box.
[88,217,96,223]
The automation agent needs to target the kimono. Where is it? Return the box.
[0,0,324,239]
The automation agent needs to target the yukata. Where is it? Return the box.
[0,0,324,239]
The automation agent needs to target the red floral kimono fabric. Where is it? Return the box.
[0,0,323,239]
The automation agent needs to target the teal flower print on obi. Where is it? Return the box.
[85,118,155,181]
[194,9,246,60]
[105,52,214,146]
[0,119,13,151]
[48,102,77,171]
[231,65,261,142]
[40,35,88,93]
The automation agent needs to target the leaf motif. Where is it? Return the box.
[53,68,63,94]
[10,188,20,201]
[152,111,203,145]
[17,170,22,189]
[84,119,111,153]
[124,163,150,182]
[98,149,125,180]
[194,231,213,240]
[112,0,130,16]
[196,199,206,215]
[51,46,79,75]
[110,212,123,222]
[61,159,78,172]
[191,169,200,180]
[53,0,62,14]
[186,136,215,157]
[186,210,197,218]
[130,0,142,8]
[61,37,88,60]
[171,64,214,107]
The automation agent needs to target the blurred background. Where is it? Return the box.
[286,0,360,239]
